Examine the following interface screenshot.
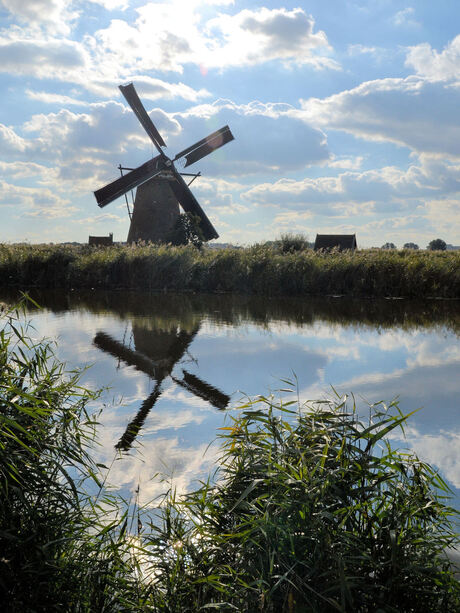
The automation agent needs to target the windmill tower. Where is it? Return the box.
[94,83,234,243]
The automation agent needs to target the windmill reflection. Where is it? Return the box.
[93,322,230,451]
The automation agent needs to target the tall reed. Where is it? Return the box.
[145,391,460,611]
[0,300,144,611]
[0,242,458,298]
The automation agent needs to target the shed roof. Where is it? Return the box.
[314,234,357,251]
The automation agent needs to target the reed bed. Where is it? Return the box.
[1,302,459,610]
[146,391,460,611]
[0,242,458,298]
[0,302,144,611]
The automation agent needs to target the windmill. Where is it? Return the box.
[94,83,234,243]
[94,322,230,451]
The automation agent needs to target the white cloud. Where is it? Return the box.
[300,76,460,158]
[204,7,338,70]
[347,44,377,56]
[0,0,78,34]
[0,123,29,153]
[242,157,460,209]
[25,90,88,106]
[0,101,181,193]
[172,99,330,175]
[392,7,420,28]
[0,160,56,180]
[0,5,337,103]
[328,156,363,170]
[91,5,338,74]
[0,180,71,216]
[77,212,124,224]
[22,101,178,158]
[406,35,460,82]
[425,198,460,238]
[88,76,210,102]
[0,36,89,79]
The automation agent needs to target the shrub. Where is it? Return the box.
[278,232,311,253]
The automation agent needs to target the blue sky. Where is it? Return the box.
[0,0,459,247]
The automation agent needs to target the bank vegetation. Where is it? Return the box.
[0,242,458,298]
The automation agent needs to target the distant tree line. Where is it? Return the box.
[381,238,448,251]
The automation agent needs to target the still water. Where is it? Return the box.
[3,290,459,510]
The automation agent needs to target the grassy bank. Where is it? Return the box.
[1,303,459,611]
[0,242,459,298]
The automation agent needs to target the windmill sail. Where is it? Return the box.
[169,169,219,241]
[119,83,166,152]
[95,156,163,208]
[116,383,163,451]
[175,126,234,168]
[173,370,230,410]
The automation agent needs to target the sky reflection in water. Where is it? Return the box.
[4,290,459,511]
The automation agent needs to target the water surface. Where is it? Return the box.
[2,290,459,510]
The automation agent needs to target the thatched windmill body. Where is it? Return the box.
[94,83,234,243]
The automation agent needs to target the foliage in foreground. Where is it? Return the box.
[145,392,460,612]
[0,302,143,612]
[0,304,459,611]
[0,241,459,298]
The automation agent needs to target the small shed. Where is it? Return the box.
[89,232,113,246]
[314,234,357,252]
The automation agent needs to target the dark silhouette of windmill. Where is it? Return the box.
[94,83,234,243]
[93,322,230,451]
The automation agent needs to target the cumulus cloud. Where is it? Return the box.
[22,101,179,160]
[0,180,71,216]
[204,7,338,70]
[0,36,89,79]
[0,0,78,35]
[0,5,337,100]
[300,76,460,158]
[77,212,124,224]
[171,99,330,175]
[425,198,460,237]
[0,123,29,153]
[242,156,460,209]
[91,5,338,74]
[0,160,56,180]
[0,37,210,103]
[406,35,460,82]
[0,100,181,193]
